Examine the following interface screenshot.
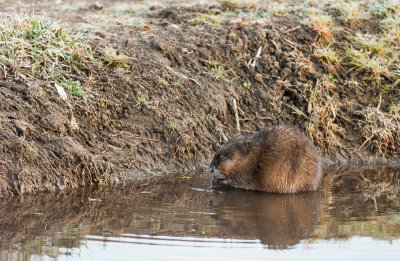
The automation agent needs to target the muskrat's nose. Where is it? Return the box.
[207,166,214,173]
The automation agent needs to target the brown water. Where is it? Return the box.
[1,166,400,260]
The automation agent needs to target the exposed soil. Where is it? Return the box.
[1,0,400,196]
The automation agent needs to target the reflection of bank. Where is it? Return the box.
[209,188,320,249]
[317,165,400,240]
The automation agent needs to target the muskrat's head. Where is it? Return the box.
[208,134,257,188]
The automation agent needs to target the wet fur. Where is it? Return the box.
[209,125,322,193]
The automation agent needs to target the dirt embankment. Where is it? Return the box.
[1,2,399,196]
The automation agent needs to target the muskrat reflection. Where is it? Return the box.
[209,188,320,249]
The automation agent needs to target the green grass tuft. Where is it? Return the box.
[59,79,86,98]
[167,123,176,134]
[0,13,95,79]
[136,97,153,106]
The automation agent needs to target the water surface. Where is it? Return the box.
[0,166,400,260]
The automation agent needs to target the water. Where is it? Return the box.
[1,166,400,260]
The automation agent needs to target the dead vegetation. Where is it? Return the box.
[357,106,400,156]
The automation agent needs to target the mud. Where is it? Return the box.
[1,1,400,195]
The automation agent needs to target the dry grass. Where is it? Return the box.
[308,13,336,43]
[0,13,95,79]
[266,2,296,16]
[218,0,259,10]
[306,0,400,94]
[174,133,196,165]
[99,45,130,67]
[344,47,392,83]
[315,45,341,72]
[306,85,345,154]
[357,107,400,157]
[380,10,400,40]
[186,14,222,25]
[303,0,400,157]
[334,1,370,26]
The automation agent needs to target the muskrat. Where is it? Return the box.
[208,125,322,193]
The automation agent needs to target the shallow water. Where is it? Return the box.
[1,166,400,260]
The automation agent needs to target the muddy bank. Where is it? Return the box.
[1,1,400,196]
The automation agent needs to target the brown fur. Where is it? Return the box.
[209,125,322,193]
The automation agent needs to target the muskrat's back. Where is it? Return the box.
[209,125,322,193]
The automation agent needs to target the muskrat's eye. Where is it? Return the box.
[220,155,226,162]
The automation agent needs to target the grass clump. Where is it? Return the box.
[370,0,400,16]
[157,75,186,89]
[200,66,234,83]
[0,13,94,79]
[266,2,298,17]
[199,59,236,83]
[380,10,400,41]
[335,1,370,26]
[315,45,341,72]
[171,80,185,89]
[157,78,169,87]
[344,47,391,82]
[136,97,153,106]
[308,13,336,42]
[59,79,86,98]
[99,45,130,67]
[218,0,258,10]
[219,0,241,9]
[167,123,176,134]
[186,14,222,25]
[350,33,391,57]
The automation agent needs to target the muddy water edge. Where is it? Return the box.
[0,166,399,260]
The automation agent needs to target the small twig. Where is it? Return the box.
[337,113,356,127]
[232,98,240,132]
[377,93,382,111]
[237,106,246,117]
[250,46,262,68]
[106,144,123,151]
[110,131,158,142]
[130,134,158,142]
[189,77,201,86]
[271,40,279,50]
[357,135,374,151]
[285,25,301,33]
[284,39,297,49]
[166,66,188,80]
[239,116,273,121]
